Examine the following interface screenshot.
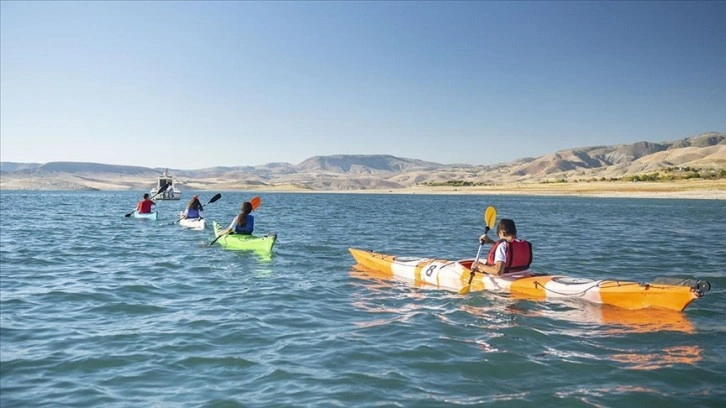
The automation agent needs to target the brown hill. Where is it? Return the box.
[1,132,723,191]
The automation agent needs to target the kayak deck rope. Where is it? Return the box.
[532,280,601,297]
[652,277,711,296]
[532,280,643,298]
[533,278,711,298]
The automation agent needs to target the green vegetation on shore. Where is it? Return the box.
[422,167,726,187]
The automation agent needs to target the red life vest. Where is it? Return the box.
[138,199,153,214]
[486,239,533,273]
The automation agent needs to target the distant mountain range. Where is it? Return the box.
[1,132,724,191]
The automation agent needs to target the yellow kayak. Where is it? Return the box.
[348,248,710,312]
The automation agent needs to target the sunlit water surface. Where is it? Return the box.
[1,191,724,407]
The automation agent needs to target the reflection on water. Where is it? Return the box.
[530,301,696,334]
[5,192,722,407]
[349,268,430,328]
[196,240,275,263]
[349,264,704,370]
[556,385,670,401]
[597,305,695,334]
[349,265,696,334]
[610,345,703,370]
[251,252,274,263]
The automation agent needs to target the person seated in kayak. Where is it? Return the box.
[472,218,532,276]
[181,195,204,219]
[136,193,156,214]
[222,201,254,235]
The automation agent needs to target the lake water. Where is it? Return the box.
[1,191,724,407]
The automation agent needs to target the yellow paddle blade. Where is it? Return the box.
[484,206,497,230]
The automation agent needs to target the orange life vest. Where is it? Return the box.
[486,239,533,273]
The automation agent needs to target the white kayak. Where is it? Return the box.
[178,213,205,230]
[131,210,158,220]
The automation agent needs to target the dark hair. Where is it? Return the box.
[497,219,517,236]
[236,201,253,227]
[187,196,202,210]
[143,193,150,199]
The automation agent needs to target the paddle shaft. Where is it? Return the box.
[149,183,171,200]
[459,207,495,295]
[208,231,229,247]
[465,226,489,286]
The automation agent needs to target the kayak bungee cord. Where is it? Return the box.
[532,280,614,297]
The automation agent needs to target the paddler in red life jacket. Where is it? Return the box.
[182,195,204,219]
[136,193,156,214]
[472,218,532,276]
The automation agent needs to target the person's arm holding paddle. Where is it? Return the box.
[223,202,254,235]
[219,217,235,236]
[458,206,497,295]
[471,223,511,276]
[472,231,507,276]
[472,219,532,277]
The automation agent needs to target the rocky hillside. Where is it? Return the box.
[494,133,725,183]
[1,132,723,191]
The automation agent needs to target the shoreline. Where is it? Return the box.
[1,178,724,200]
[248,187,724,200]
[240,179,726,200]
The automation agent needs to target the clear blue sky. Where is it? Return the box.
[1,1,725,169]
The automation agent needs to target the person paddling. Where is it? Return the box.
[220,201,255,235]
[136,193,156,214]
[472,218,532,276]
[181,195,204,219]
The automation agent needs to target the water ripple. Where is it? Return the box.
[1,192,724,406]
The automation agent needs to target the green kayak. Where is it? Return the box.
[212,221,277,254]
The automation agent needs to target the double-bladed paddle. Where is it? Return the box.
[458,206,497,295]
[207,196,262,247]
[170,193,222,224]
[124,183,170,217]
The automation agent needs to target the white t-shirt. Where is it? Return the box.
[493,241,508,263]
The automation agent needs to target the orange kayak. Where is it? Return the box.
[349,248,710,312]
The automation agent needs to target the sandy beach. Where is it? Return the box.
[2,176,724,200]
[237,179,726,200]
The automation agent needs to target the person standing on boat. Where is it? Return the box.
[181,195,204,219]
[472,219,532,276]
[222,201,254,235]
[136,193,156,214]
